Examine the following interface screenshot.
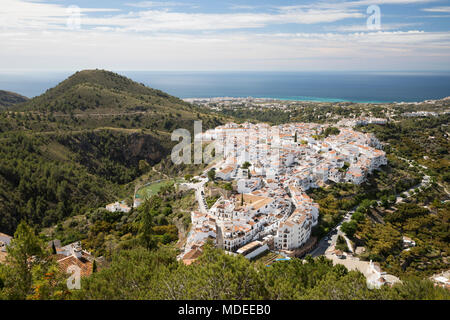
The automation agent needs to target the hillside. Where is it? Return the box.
[0,90,28,108]
[19,69,190,114]
[0,70,228,234]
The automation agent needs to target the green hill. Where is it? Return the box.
[19,69,189,113]
[0,90,28,108]
[0,70,228,234]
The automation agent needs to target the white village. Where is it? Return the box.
[179,122,387,268]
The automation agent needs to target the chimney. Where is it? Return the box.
[72,242,82,259]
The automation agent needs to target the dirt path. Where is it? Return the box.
[152,166,169,179]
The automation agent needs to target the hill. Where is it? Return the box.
[19,69,190,114]
[0,70,228,234]
[0,90,28,108]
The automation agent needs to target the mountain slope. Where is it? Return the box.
[19,69,189,113]
[0,90,28,108]
[0,70,227,234]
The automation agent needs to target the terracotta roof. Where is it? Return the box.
[220,166,234,174]
[183,248,203,265]
[56,255,93,277]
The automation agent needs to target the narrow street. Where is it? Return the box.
[180,160,224,214]
[309,209,355,257]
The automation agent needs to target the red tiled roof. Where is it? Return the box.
[56,255,93,277]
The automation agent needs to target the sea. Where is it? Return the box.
[1,71,449,103]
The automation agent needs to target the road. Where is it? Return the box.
[310,210,355,257]
[180,160,224,214]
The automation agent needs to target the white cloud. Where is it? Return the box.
[278,0,437,11]
[0,0,449,71]
[1,28,449,71]
[229,4,262,10]
[0,1,366,32]
[125,1,193,8]
[347,0,436,5]
[108,9,364,32]
[0,0,120,31]
[332,22,421,32]
[422,6,450,13]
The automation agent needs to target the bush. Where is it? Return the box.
[341,221,357,238]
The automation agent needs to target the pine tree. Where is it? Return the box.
[4,221,46,299]
[139,200,156,250]
[51,241,57,255]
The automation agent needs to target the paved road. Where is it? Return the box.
[180,160,224,214]
[310,210,354,257]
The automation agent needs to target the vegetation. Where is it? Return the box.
[355,200,449,278]
[323,126,340,137]
[0,133,125,234]
[205,195,220,209]
[69,244,450,300]
[0,90,28,109]
[1,225,448,300]
[335,235,349,252]
[0,221,68,300]
[0,70,226,235]
[1,71,449,300]
[207,168,216,181]
[358,115,449,187]
[241,161,251,169]
[351,116,450,277]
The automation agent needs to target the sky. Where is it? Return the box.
[1,0,450,72]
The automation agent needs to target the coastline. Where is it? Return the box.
[183,96,391,104]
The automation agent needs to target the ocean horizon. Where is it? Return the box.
[1,71,450,104]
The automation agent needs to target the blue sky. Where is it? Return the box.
[1,0,450,71]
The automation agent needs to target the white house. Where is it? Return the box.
[237,178,262,194]
[216,166,235,181]
[0,232,12,253]
[274,210,312,251]
[106,201,131,213]
[366,260,387,289]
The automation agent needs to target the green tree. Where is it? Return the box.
[138,160,150,173]
[207,169,216,181]
[341,221,357,238]
[139,200,157,250]
[351,211,365,223]
[3,221,47,299]
[324,127,340,137]
[241,161,251,170]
